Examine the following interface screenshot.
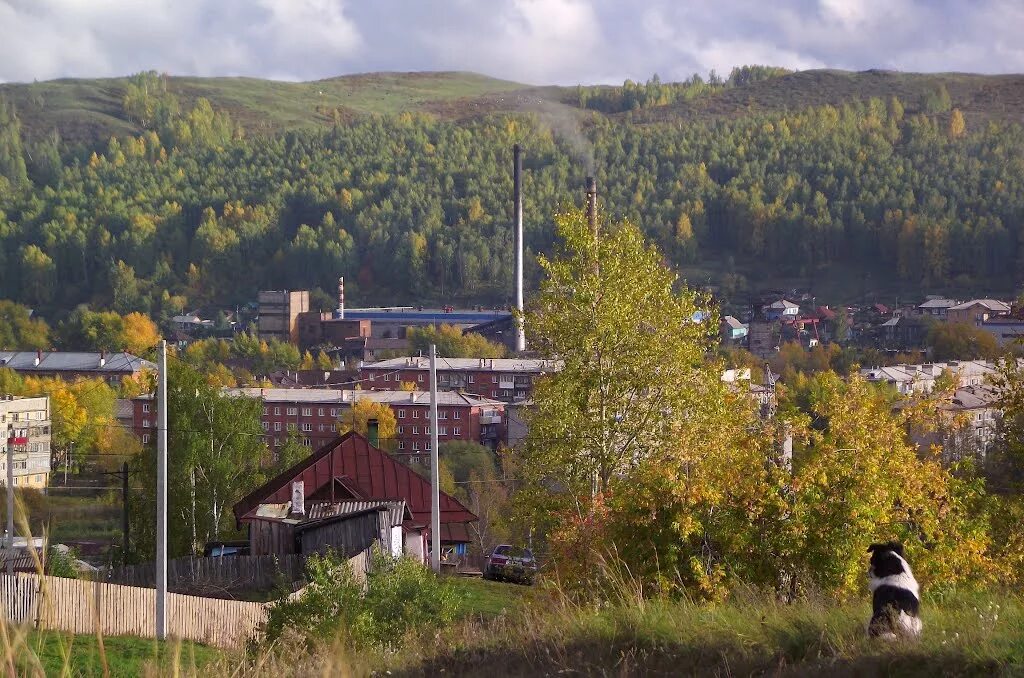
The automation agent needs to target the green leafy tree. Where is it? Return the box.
[407,324,506,358]
[928,322,1000,361]
[131,360,266,558]
[0,300,49,349]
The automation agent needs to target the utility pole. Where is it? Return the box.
[6,425,13,576]
[156,340,168,640]
[64,441,72,485]
[121,462,130,561]
[429,344,440,574]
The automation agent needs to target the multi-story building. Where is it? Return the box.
[946,299,1011,325]
[0,351,154,386]
[861,360,996,396]
[0,396,51,489]
[358,357,561,402]
[132,388,506,460]
[257,290,309,344]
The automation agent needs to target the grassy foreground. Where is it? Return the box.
[9,580,1022,675]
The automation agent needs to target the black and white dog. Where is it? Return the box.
[867,542,922,639]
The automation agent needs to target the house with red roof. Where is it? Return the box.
[232,430,477,564]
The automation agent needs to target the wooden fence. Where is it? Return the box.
[97,554,308,594]
[0,550,373,649]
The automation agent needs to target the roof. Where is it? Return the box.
[945,384,999,411]
[815,306,837,320]
[873,303,890,314]
[918,298,959,309]
[344,308,510,324]
[306,499,410,526]
[949,299,1011,313]
[221,387,505,408]
[362,357,562,373]
[233,431,476,532]
[766,299,799,310]
[0,351,154,374]
[722,315,746,330]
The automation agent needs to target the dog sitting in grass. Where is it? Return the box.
[867,542,922,639]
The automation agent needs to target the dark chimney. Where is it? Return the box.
[367,418,380,448]
[585,176,597,238]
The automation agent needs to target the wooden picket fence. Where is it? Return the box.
[0,550,374,649]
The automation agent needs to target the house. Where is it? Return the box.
[720,316,748,342]
[762,299,799,322]
[917,297,960,319]
[0,395,51,489]
[359,356,561,402]
[860,360,996,395]
[232,431,477,563]
[880,316,926,349]
[908,384,1001,463]
[979,318,1024,347]
[0,351,154,385]
[946,299,1011,325]
[171,313,214,334]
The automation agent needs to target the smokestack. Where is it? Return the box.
[513,145,526,353]
[585,176,598,239]
[337,276,345,319]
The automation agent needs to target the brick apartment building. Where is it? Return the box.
[0,395,52,489]
[358,357,561,402]
[132,388,506,462]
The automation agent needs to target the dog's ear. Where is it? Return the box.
[867,543,883,553]
[887,541,904,556]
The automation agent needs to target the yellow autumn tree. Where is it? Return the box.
[949,108,966,139]
[121,312,161,355]
[338,398,397,449]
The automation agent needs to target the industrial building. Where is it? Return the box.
[358,356,560,402]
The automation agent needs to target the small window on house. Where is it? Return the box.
[425,441,431,450]
[275,438,282,447]
[413,410,420,419]
[398,409,406,419]
[425,426,430,435]
[274,407,280,416]
[412,426,419,435]
[417,374,424,382]
[274,422,282,432]
[398,426,404,434]
[142,434,150,444]
[302,423,312,432]
[143,420,150,428]
[399,441,405,450]
[452,426,461,437]
[286,407,297,416]
[287,423,296,431]
[453,410,461,419]
[302,438,311,446]
[384,374,391,381]
[439,410,447,419]
[413,442,419,450]
[142,403,150,413]
[261,422,269,431]
[302,407,312,417]
[468,375,475,383]
[330,408,338,417]
[318,408,324,417]
[262,406,268,416]
[438,426,447,436]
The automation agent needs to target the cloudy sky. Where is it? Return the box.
[1,0,1023,85]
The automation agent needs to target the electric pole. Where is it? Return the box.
[121,462,130,561]
[6,425,13,576]
[156,340,168,640]
[429,344,441,574]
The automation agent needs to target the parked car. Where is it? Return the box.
[483,544,537,584]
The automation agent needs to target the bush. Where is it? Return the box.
[263,548,458,651]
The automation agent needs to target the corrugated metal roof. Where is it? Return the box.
[222,387,505,407]
[307,500,407,526]
[0,351,155,373]
[363,357,562,373]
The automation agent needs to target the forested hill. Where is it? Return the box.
[2,67,1024,322]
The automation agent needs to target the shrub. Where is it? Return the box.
[263,548,458,651]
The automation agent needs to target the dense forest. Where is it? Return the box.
[1,68,1023,324]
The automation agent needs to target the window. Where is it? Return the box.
[398,409,406,419]
[274,438,282,447]
[274,422,282,432]
[302,407,312,417]
[399,441,405,450]
[413,442,419,450]
[287,407,297,416]
[425,441,431,450]
[384,373,391,381]
[425,426,430,435]
[142,403,150,413]
[412,426,419,435]
[142,434,150,444]
[452,426,461,437]
[143,420,151,428]
[261,422,269,431]
[453,410,461,420]
[369,373,376,381]
[319,424,327,432]
[468,375,475,383]
[262,406,268,416]
[34,475,41,484]
[492,391,498,398]
[302,423,312,432]
[439,410,447,419]
[438,425,447,436]
[287,423,296,431]
[398,426,404,434]
[274,407,280,416]
[493,375,498,384]
[330,408,338,417]
[413,410,420,419]
[318,408,324,417]
[302,438,311,447]
[417,374,424,383]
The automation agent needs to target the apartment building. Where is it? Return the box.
[358,357,561,402]
[132,388,506,460]
[0,396,52,489]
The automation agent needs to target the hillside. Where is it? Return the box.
[5,69,1024,148]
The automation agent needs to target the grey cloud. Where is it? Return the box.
[0,0,1022,85]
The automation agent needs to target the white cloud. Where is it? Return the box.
[0,0,1022,85]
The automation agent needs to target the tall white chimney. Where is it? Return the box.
[513,144,526,352]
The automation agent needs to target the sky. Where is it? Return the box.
[1,0,1023,85]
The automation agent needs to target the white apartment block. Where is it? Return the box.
[0,395,52,489]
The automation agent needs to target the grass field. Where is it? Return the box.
[13,629,220,677]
